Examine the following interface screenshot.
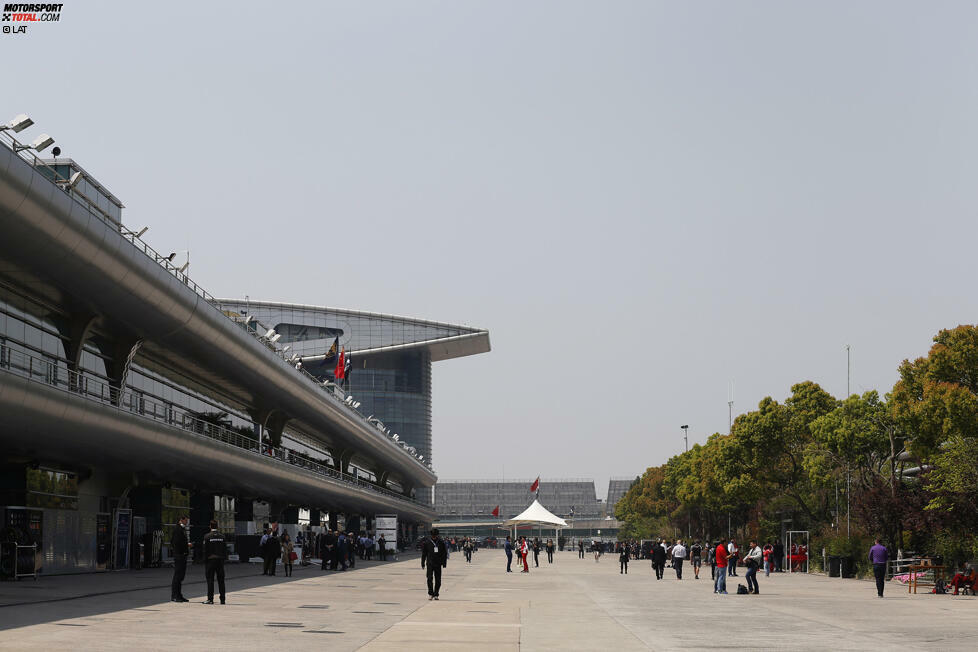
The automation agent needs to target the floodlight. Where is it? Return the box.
[281,345,290,353]
[30,134,54,152]
[135,226,148,238]
[178,262,190,273]
[264,328,276,339]
[392,434,399,441]
[353,401,360,408]
[167,252,178,262]
[2,114,33,133]
[61,171,83,189]
[244,314,255,325]
[270,333,282,343]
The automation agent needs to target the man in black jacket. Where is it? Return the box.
[170,515,192,602]
[651,539,667,580]
[421,528,448,600]
[202,520,227,605]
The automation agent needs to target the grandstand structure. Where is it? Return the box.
[605,477,635,516]
[435,479,604,521]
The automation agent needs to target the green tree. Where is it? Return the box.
[891,325,978,459]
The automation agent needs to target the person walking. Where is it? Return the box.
[714,540,728,594]
[321,530,336,571]
[619,544,629,574]
[708,541,716,580]
[421,528,448,600]
[337,532,348,571]
[546,539,555,564]
[869,538,889,598]
[727,539,739,576]
[773,539,784,572]
[520,536,530,572]
[763,543,773,577]
[267,530,281,576]
[170,515,192,603]
[592,540,600,562]
[281,532,295,577]
[742,540,762,594]
[202,520,227,605]
[690,540,703,579]
[651,538,666,580]
[672,539,687,580]
[533,538,541,568]
[378,534,387,561]
[504,535,514,572]
[578,539,585,559]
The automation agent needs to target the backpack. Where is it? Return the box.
[737,584,749,595]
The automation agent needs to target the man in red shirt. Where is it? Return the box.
[714,540,728,594]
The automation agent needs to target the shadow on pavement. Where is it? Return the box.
[0,554,415,631]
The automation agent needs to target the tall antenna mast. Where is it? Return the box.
[728,380,734,434]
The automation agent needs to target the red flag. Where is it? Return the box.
[491,505,499,517]
[335,347,346,380]
[530,477,539,493]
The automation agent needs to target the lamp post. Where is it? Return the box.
[681,425,690,538]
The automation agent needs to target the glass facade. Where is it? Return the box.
[217,301,489,504]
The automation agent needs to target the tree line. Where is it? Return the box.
[614,325,978,566]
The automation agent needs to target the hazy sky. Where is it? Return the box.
[6,1,978,496]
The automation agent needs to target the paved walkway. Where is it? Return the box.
[1,551,975,650]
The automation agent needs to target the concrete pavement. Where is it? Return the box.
[1,550,975,650]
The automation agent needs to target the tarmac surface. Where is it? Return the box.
[1,550,976,650]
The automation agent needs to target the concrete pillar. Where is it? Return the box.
[102,337,143,404]
[328,512,338,531]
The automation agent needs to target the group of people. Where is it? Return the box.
[503,535,556,572]
[258,528,295,576]
[169,515,229,605]
[313,529,390,571]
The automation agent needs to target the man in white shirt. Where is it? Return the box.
[727,539,739,576]
[672,539,687,580]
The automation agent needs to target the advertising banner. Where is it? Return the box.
[112,509,132,570]
[375,514,397,551]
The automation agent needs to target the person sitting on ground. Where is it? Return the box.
[949,564,978,595]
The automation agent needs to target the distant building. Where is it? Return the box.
[435,479,603,521]
[605,477,635,516]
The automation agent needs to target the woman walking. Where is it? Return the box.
[742,540,763,594]
[619,543,629,574]
[546,539,555,564]
[281,532,295,577]
[762,542,773,577]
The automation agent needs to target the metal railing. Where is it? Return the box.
[0,130,431,473]
[0,345,423,509]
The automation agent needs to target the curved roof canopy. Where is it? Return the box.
[502,499,568,528]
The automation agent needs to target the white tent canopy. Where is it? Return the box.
[502,499,568,528]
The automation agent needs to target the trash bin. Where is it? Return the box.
[841,556,856,578]
[828,555,841,577]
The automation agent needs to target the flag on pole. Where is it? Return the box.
[335,347,346,380]
[344,353,352,385]
[529,476,540,494]
[323,337,339,362]
[491,505,499,518]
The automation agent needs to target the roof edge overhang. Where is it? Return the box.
[216,298,486,335]
[300,331,490,363]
